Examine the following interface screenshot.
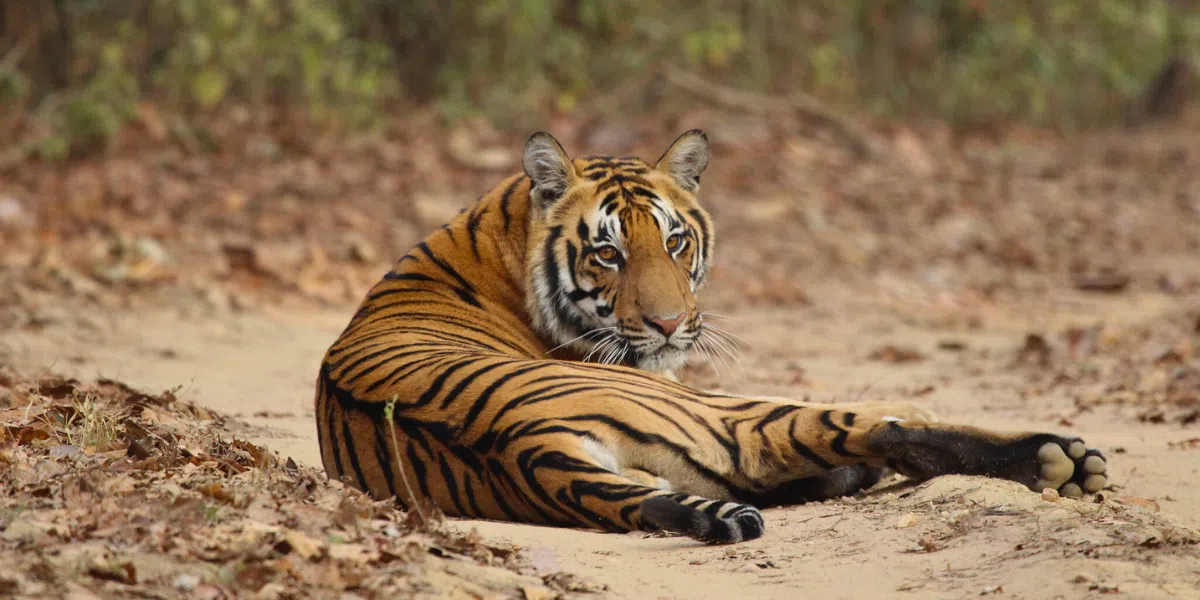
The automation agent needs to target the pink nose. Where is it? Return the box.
[647,313,685,336]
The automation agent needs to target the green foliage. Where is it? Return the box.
[843,0,1196,127]
[395,0,1200,129]
[147,0,396,127]
[5,0,1199,158]
[37,35,138,160]
[0,67,29,105]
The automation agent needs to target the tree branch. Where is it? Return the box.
[663,65,884,161]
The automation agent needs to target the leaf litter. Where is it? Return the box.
[1011,309,1200,425]
[0,365,600,599]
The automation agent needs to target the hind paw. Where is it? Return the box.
[1032,438,1108,498]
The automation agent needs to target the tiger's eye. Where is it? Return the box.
[596,246,618,262]
[665,233,683,251]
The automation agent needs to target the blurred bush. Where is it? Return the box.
[1,0,1197,158]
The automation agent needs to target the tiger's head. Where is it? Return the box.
[523,130,715,377]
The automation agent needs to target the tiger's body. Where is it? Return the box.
[315,131,1108,543]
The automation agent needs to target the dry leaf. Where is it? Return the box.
[869,345,925,364]
[283,530,324,560]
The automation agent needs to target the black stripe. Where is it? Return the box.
[440,360,509,409]
[517,447,604,525]
[382,271,439,283]
[488,457,566,525]
[790,436,834,470]
[461,363,553,430]
[406,444,432,500]
[414,357,477,406]
[499,176,523,231]
[437,453,467,516]
[364,353,458,394]
[524,417,744,495]
[466,205,485,261]
[372,419,400,502]
[415,242,481,307]
[483,459,524,522]
[821,409,860,458]
[463,474,483,518]
[341,419,372,492]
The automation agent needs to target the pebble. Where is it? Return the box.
[173,574,200,590]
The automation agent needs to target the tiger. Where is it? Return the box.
[315,130,1108,544]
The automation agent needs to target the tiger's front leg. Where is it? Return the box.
[771,402,1109,500]
[864,420,1109,498]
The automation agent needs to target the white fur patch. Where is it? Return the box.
[581,436,621,474]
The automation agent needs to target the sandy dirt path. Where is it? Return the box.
[4,283,1198,599]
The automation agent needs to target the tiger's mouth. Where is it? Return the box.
[581,329,697,374]
[568,316,724,376]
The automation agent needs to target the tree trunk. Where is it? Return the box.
[1,0,72,94]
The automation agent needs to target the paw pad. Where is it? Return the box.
[1034,439,1107,498]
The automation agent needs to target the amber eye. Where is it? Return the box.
[665,233,684,251]
[595,245,619,263]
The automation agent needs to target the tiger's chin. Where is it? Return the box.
[632,345,692,382]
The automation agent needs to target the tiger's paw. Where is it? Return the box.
[1030,437,1108,499]
[640,496,764,545]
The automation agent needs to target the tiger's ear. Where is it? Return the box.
[654,129,710,192]
[523,132,578,211]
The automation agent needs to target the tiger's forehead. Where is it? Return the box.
[570,155,682,244]
[575,155,652,182]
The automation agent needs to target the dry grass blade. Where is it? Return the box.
[384,395,429,527]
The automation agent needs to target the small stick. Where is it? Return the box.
[383,395,428,526]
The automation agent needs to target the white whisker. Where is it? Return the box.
[700,329,744,380]
[544,327,616,356]
[695,336,722,376]
[592,338,619,363]
[582,334,616,363]
[704,326,746,363]
[704,328,742,360]
[703,322,750,347]
[602,341,624,365]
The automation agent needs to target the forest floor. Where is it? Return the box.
[2,114,1199,599]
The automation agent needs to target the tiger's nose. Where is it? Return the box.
[645,313,685,336]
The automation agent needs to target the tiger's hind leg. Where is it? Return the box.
[508,433,764,544]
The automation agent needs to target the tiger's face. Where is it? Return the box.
[524,130,715,376]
